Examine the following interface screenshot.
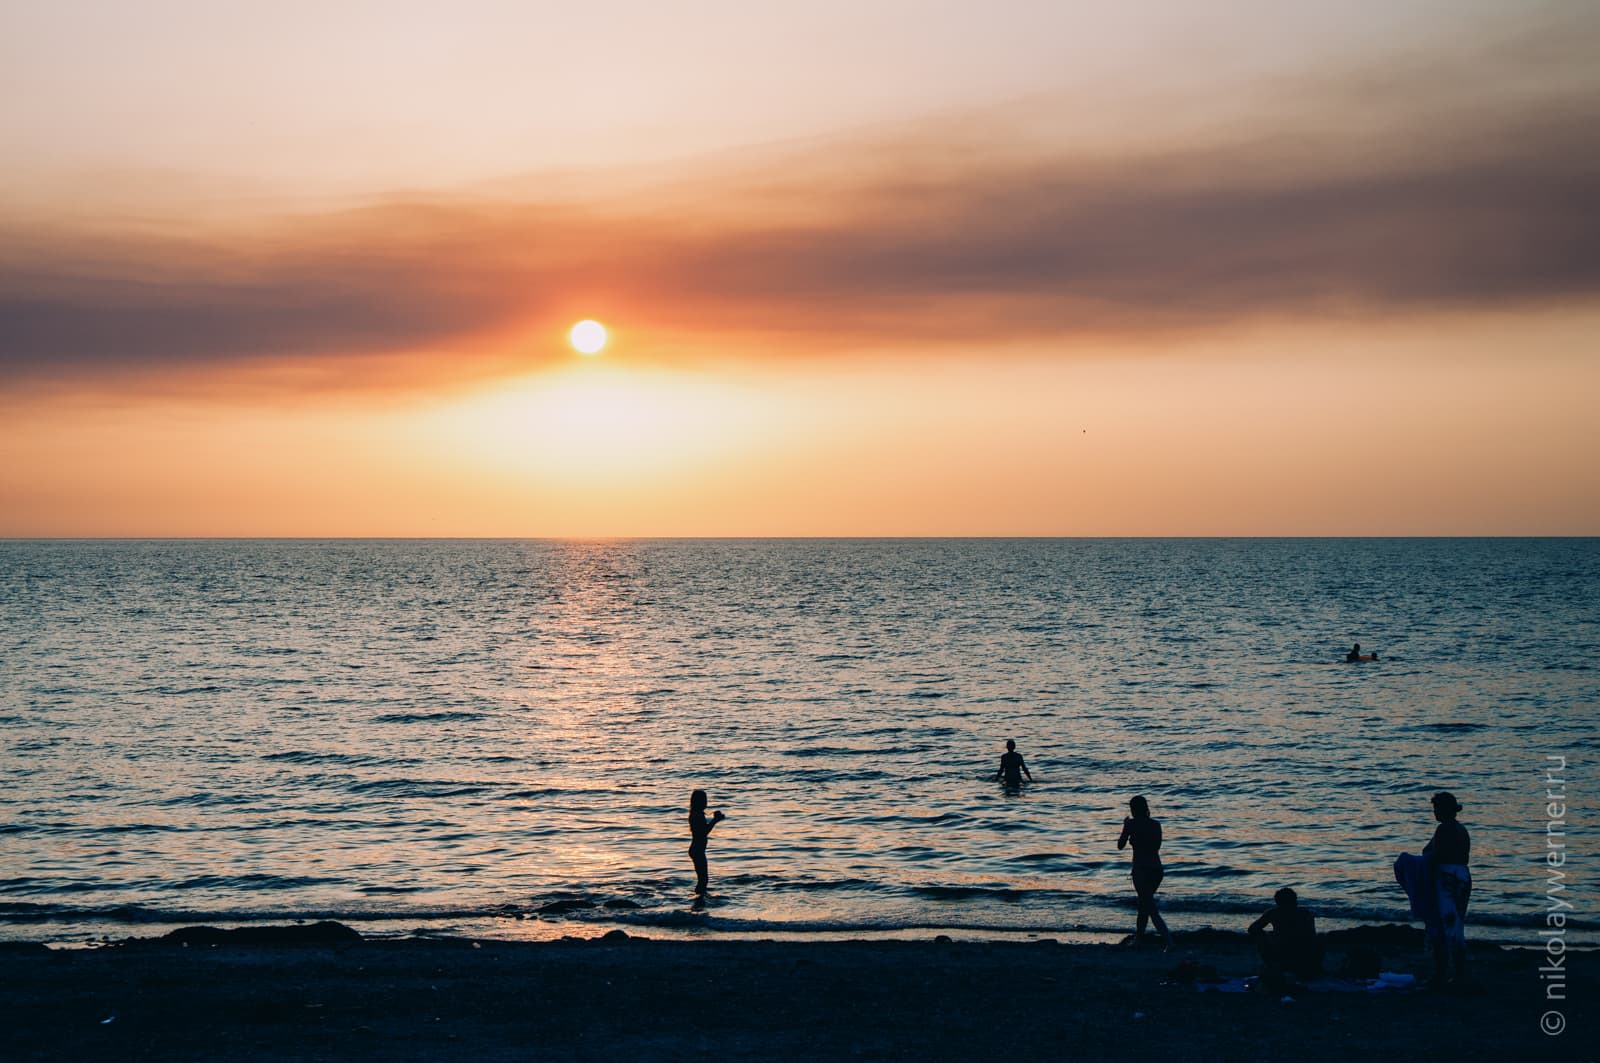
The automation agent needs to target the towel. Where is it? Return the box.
[1434,863,1471,949]
[1394,852,1440,937]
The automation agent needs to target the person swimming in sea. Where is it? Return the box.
[994,739,1033,788]
[1346,643,1378,662]
[1116,795,1173,948]
[688,789,726,898]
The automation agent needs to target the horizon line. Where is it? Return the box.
[4,535,1596,543]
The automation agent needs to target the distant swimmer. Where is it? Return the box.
[688,789,726,898]
[994,739,1033,787]
[1116,795,1173,949]
[1346,643,1378,662]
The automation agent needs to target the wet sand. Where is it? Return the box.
[0,928,1572,1061]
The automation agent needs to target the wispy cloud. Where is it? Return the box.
[4,37,1596,391]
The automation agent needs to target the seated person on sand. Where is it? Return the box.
[994,739,1033,787]
[1248,887,1322,983]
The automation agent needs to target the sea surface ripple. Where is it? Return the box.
[1,539,1594,943]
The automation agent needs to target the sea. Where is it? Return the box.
[2,539,1594,946]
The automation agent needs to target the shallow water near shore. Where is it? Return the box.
[2,538,1594,944]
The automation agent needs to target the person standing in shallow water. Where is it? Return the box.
[1423,791,1471,986]
[688,789,725,897]
[994,739,1033,788]
[1117,795,1173,948]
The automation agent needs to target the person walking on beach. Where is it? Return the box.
[688,789,725,898]
[1422,791,1471,986]
[994,739,1033,788]
[1117,795,1173,948]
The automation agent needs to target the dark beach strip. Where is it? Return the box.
[0,923,1576,1061]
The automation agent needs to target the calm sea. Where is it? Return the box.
[2,539,1594,945]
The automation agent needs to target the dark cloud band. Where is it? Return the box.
[3,88,1595,385]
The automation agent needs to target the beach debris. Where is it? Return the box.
[1198,977,1256,994]
[1366,972,1418,992]
[1322,925,1424,950]
[1339,945,1382,979]
[537,898,596,915]
[1163,958,1219,985]
[160,922,361,947]
[0,942,51,955]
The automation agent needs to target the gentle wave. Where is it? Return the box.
[0,891,1564,937]
[370,711,487,724]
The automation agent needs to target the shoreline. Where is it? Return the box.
[5,884,1573,950]
[0,906,1569,951]
[2,924,1575,1060]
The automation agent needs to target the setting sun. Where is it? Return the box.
[569,320,608,355]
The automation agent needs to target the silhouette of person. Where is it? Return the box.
[1116,795,1173,948]
[1248,887,1322,984]
[688,789,725,898]
[1346,643,1378,662]
[1423,791,1471,986]
[994,739,1033,787]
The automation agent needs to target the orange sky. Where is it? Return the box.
[2,2,1597,535]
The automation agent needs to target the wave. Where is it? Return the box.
[0,890,1578,942]
[262,750,418,767]
[370,711,486,724]
[165,874,342,892]
[781,747,876,758]
[344,778,494,798]
[151,792,257,808]
[909,885,1027,901]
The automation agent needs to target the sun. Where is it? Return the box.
[569,319,608,355]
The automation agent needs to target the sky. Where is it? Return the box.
[2,0,1596,535]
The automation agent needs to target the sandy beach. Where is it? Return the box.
[1,926,1573,1061]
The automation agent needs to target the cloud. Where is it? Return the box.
[3,55,1597,390]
